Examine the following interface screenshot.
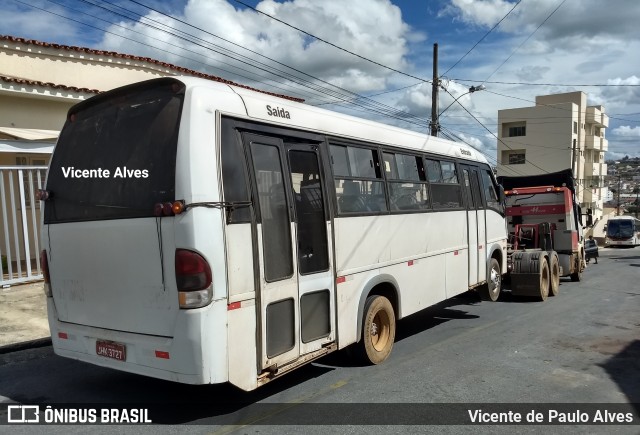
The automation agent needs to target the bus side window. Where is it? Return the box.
[221,120,251,223]
[330,144,387,214]
[480,169,501,212]
[385,152,430,211]
[426,159,462,209]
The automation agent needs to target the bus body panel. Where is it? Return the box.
[232,86,487,164]
[43,76,507,389]
[44,78,236,384]
[225,223,256,302]
[47,218,178,336]
[333,212,467,276]
[47,297,229,384]
[227,301,258,391]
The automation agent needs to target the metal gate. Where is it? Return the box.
[0,166,47,285]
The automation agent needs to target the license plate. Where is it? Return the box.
[96,340,126,362]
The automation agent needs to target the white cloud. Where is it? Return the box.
[100,0,415,99]
[611,126,640,137]
[442,0,640,42]
[3,1,84,43]
[441,0,516,28]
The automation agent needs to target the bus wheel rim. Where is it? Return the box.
[371,311,390,351]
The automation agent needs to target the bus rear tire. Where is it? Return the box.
[360,295,395,365]
[479,258,501,302]
[548,252,560,296]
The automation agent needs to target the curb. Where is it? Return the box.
[0,337,52,355]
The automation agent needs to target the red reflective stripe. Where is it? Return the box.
[336,276,346,284]
[155,350,170,359]
[479,245,483,249]
[58,332,68,340]
[407,260,414,266]
[227,302,241,311]
[454,250,459,256]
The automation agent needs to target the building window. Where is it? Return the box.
[502,150,526,165]
[501,122,526,138]
[508,126,526,137]
[573,121,578,134]
[509,153,525,164]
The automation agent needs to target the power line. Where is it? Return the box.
[481,0,566,85]
[441,0,523,77]
[16,0,434,131]
[122,0,433,127]
[441,87,550,174]
[454,79,640,87]
[231,0,432,85]
[485,89,640,124]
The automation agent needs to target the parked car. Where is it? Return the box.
[585,238,599,263]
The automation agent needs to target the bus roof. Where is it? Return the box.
[177,76,489,165]
[607,215,639,221]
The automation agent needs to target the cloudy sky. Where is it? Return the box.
[3,0,640,162]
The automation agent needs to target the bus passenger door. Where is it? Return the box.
[461,167,479,286]
[470,168,487,283]
[244,134,300,371]
[286,144,335,356]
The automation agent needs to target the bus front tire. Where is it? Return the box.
[360,295,396,365]
[479,258,501,302]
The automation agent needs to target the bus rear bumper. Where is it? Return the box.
[46,298,228,385]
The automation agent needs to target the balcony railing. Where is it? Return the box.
[584,175,606,188]
[586,107,609,127]
[585,135,600,150]
[585,135,608,152]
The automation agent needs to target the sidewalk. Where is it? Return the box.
[0,281,50,352]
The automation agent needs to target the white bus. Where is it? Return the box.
[605,215,640,247]
[41,77,507,391]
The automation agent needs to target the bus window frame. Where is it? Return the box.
[328,139,389,216]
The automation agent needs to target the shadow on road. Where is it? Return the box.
[320,291,482,368]
[599,339,640,416]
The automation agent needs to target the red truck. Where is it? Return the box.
[497,169,588,301]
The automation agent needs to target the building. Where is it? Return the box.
[0,35,298,284]
[496,91,609,221]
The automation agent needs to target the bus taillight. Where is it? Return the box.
[40,250,52,297]
[175,249,213,309]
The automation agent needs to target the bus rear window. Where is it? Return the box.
[44,79,185,223]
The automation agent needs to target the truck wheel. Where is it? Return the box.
[360,295,396,364]
[538,257,550,301]
[548,252,560,296]
[479,258,501,302]
[570,253,582,282]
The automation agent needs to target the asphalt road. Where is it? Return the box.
[1,247,638,434]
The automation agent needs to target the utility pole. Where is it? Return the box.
[430,43,439,137]
[570,139,578,179]
[616,174,621,216]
